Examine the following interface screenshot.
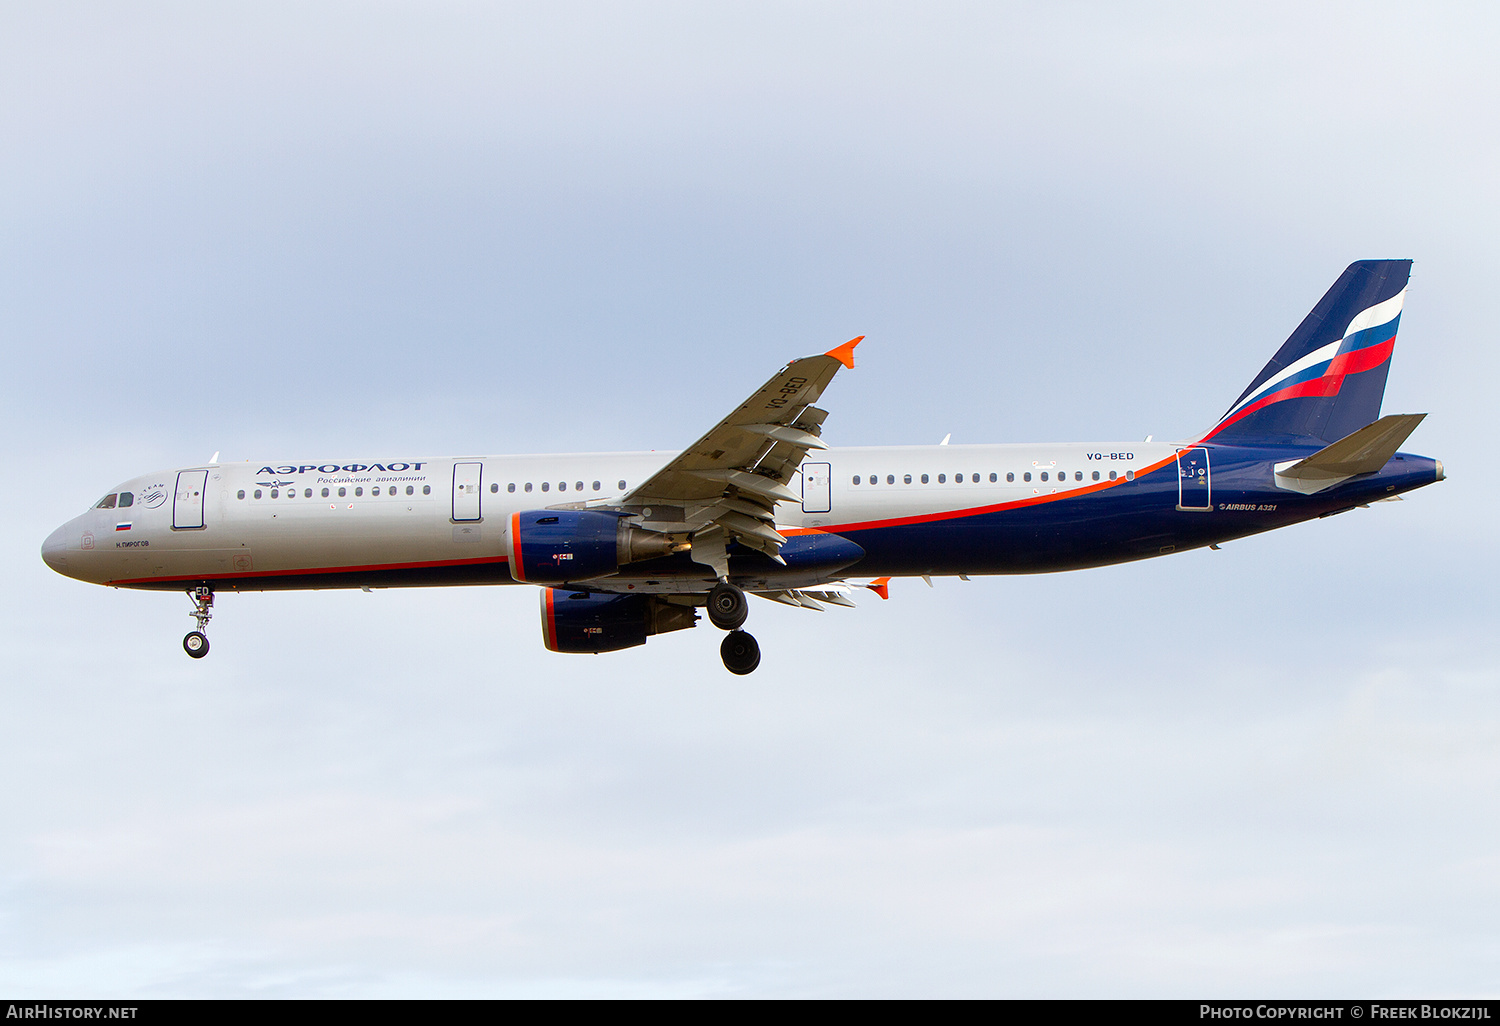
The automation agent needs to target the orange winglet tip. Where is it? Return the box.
[866,576,890,600]
[824,335,864,370]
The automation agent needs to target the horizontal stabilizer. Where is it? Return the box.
[1274,413,1426,493]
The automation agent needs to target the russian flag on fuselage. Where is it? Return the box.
[1205,259,1411,446]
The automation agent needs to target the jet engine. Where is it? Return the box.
[540,589,699,653]
[506,510,688,584]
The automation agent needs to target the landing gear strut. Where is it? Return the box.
[707,582,758,673]
[183,585,213,659]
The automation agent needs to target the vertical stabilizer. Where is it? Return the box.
[1204,260,1411,445]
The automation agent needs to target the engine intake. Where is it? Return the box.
[507,510,687,584]
[541,590,698,653]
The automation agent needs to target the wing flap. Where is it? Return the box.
[620,338,862,565]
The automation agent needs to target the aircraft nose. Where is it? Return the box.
[41,524,69,573]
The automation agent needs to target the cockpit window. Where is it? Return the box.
[117,492,134,507]
[95,494,118,509]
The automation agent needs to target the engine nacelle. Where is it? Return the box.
[506,510,685,584]
[540,589,699,653]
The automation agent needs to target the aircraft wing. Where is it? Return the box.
[620,336,862,572]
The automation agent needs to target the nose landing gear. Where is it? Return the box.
[707,582,758,674]
[183,586,213,659]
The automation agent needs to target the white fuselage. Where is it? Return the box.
[42,442,1178,590]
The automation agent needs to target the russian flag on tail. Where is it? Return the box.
[1204,260,1411,446]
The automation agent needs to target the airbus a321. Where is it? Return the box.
[42,260,1443,674]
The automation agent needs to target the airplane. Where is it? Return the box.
[41,259,1443,674]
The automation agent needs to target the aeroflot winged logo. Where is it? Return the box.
[255,462,428,475]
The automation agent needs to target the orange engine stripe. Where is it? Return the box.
[542,588,557,651]
[509,511,526,581]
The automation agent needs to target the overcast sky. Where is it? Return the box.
[2,1,1496,997]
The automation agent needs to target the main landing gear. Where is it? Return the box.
[720,630,760,675]
[183,585,213,659]
[708,582,759,675]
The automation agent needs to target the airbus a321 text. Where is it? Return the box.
[42,260,1443,674]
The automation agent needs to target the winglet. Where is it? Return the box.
[865,576,890,601]
[824,335,864,370]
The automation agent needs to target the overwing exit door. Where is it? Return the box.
[452,462,482,521]
[1176,448,1212,511]
[801,462,831,514]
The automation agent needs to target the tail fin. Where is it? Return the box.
[1204,259,1411,445]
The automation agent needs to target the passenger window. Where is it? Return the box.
[354,487,362,497]
[1109,471,1118,480]
[96,494,117,509]
[304,488,312,497]
[254,489,263,499]
[490,483,498,493]
[1092,471,1100,481]
[921,474,928,484]
[1006,472,1014,482]
[237,490,246,499]
[406,485,414,495]
[903,474,912,484]
[989,473,997,483]
[853,476,861,485]
[886,475,895,485]
[559,482,566,491]
[575,481,584,491]
[1023,473,1031,482]
[1040,473,1048,482]
[972,474,980,483]
[271,488,279,498]
[938,474,946,483]
[542,482,550,492]
[525,483,533,493]
[1075,471,1082,481]
[322,488,330,497]
[508,483,516,493]
[338,487,346,497]
[592,481,600,491]
[618,480,627,490]
[423,485,431,494]
[869,474,877,484]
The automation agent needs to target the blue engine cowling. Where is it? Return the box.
[506,510,684,584]
[541,589,698,653]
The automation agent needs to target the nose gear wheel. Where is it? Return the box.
[183,586,214,659]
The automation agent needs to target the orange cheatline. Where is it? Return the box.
[824,335,864,369]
